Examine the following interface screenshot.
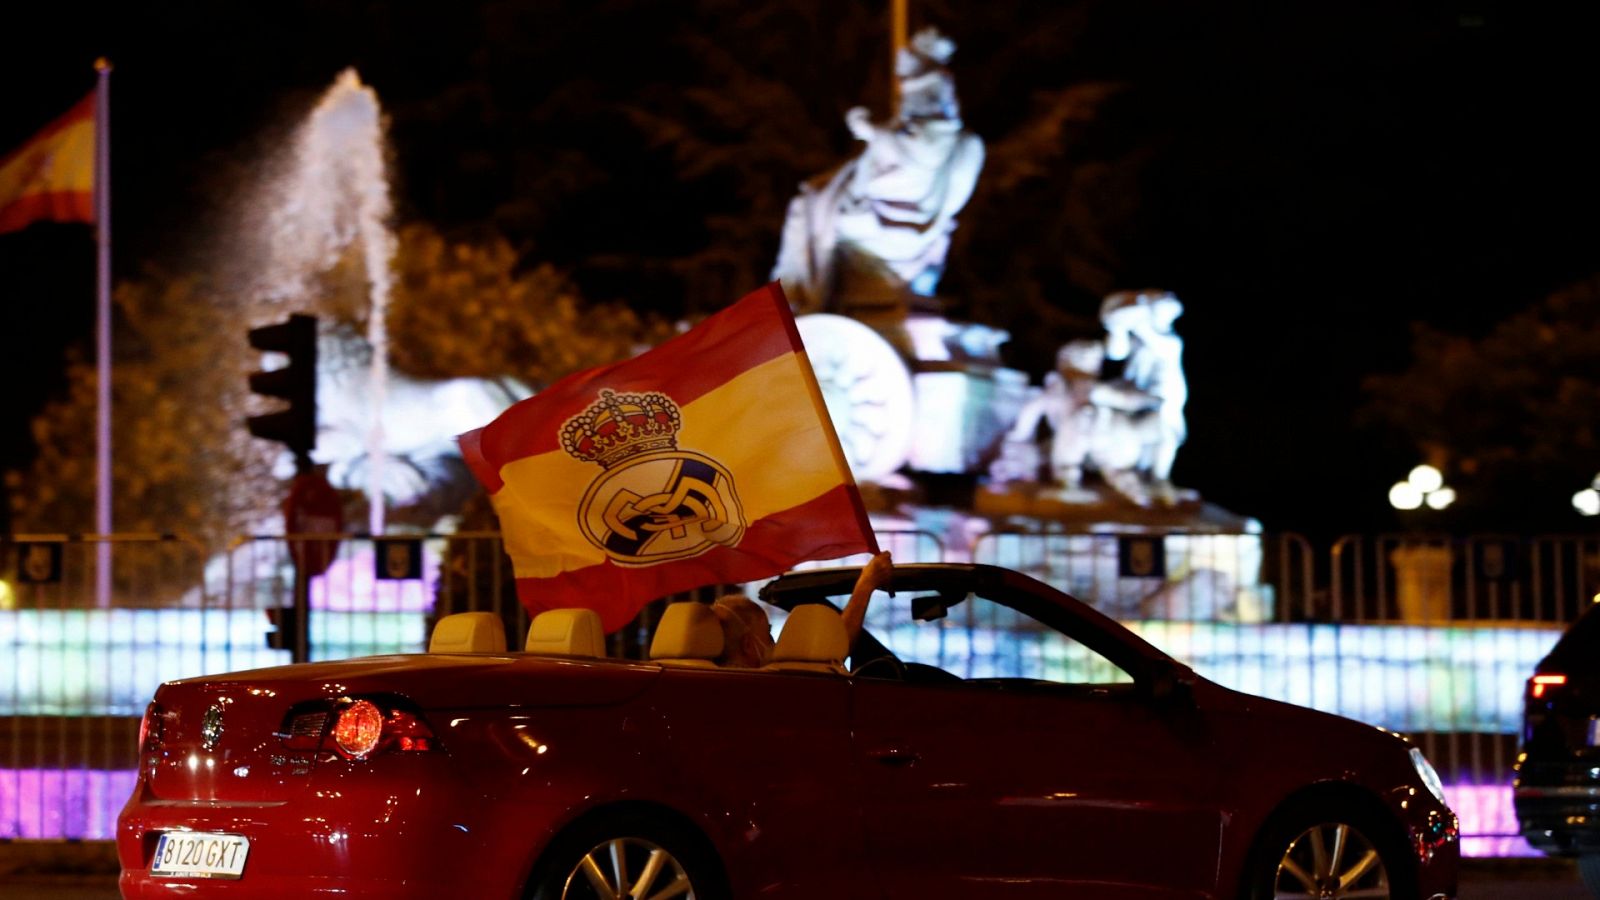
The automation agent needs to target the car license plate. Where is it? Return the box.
[150,831,249,879]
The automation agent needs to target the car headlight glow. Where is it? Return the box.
[1410,747,1447,805]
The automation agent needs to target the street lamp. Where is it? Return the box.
[1574,485,1600,517]
[1408,465,1443,494]
[1390,464,1454,511]
[1389,481,1423,510]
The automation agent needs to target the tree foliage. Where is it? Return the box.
[1362,276,1600,527]
[386,223,673,389]
[565,1,1150,368]
[6,224,671,543]
[5,273,277,547]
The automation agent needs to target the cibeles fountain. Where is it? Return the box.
[773,28,1267,621]
[248,70,527,531]
[235,69,525,612]
[262,50,1266,622]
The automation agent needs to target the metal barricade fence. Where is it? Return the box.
[1321,534,1597,852]
[1,534,209,840]
[971,528,1318,716]
[3,527,1591,853]
[226,533,447,664]
[223,530,947,665]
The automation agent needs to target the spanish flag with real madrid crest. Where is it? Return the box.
[459,282,879,633]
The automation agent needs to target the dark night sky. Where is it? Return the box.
[2,0,1598,538]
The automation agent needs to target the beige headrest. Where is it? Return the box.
[770,604,849,665]
[525,608,606,657]
[649,602,724,662]
[428,612,507,653]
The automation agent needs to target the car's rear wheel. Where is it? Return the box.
[528,812,724,900]
[1244,804,1410,899]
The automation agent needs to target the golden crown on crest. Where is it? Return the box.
[559,389,682,468]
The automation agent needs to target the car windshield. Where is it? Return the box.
[861,589,1134,685]
[762,564,1175,688]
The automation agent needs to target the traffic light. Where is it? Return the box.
[246,314,318,471]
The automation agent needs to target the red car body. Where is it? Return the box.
[117,564,1458,898]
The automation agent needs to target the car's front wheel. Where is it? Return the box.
[528,812,725,900]
[1244,803,1410,899]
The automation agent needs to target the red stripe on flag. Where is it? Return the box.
[462,282,799,492]
[456,426,495,498]
[0,189,93,234]
[510,483,875,634]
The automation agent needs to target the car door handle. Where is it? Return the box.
[867,744,920,766]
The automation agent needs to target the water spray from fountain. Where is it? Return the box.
[258,68,397,535]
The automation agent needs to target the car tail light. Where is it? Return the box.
[277,695,435,760]
[138,702,164,753]
[334,700,385,758]
[1530,673,1567,699]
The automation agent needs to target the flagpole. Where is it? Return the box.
[94,58,113,609]
[890,0,907,117]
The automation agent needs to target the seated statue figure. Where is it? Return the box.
[1001,338,1165,504]
[1004,340,1105,497]
[1090,290,1189,506]
[992,291,1193,508]
[771,27,985,317]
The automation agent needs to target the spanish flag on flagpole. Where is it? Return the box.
[0,91,96,234]
[460,282,879,632]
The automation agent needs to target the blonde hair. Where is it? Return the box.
[711,593,772,666]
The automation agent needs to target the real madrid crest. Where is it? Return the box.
[561,389,746,566]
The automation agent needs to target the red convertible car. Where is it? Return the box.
[118,563,1458,899]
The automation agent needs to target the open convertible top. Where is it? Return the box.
[761,562,1181,684]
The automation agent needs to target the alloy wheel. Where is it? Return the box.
[561,836,696,900]
[1272,822,1391,899]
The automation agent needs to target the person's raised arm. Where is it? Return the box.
[841,551,893,648]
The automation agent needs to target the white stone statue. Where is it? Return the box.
[989,289,1192,507]
[309,351,531,507]
[997,336,1165,502]
[772,27,985,315]
[1005,340,1105,495]
[1090,290,1189,505]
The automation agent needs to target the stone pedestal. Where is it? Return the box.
[908,365,1030,473]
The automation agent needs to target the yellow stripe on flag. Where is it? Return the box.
[493,350,847,579]
[492,450,607,577]
[0,93,95,233]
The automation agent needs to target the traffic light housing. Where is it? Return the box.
[246,314,318,470]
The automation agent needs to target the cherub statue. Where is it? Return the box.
[989,290,1192,507]
[1004,340,1105,497]
[772,27,986,316]
[1091,290,1189,505]
[997,336,1166,503]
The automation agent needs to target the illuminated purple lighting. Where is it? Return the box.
[1441,782,1539,858]
[0,768,136,839]
[308,544,438,612]
[0,766,1536,856]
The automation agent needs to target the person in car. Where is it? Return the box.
[712,551,894,667]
